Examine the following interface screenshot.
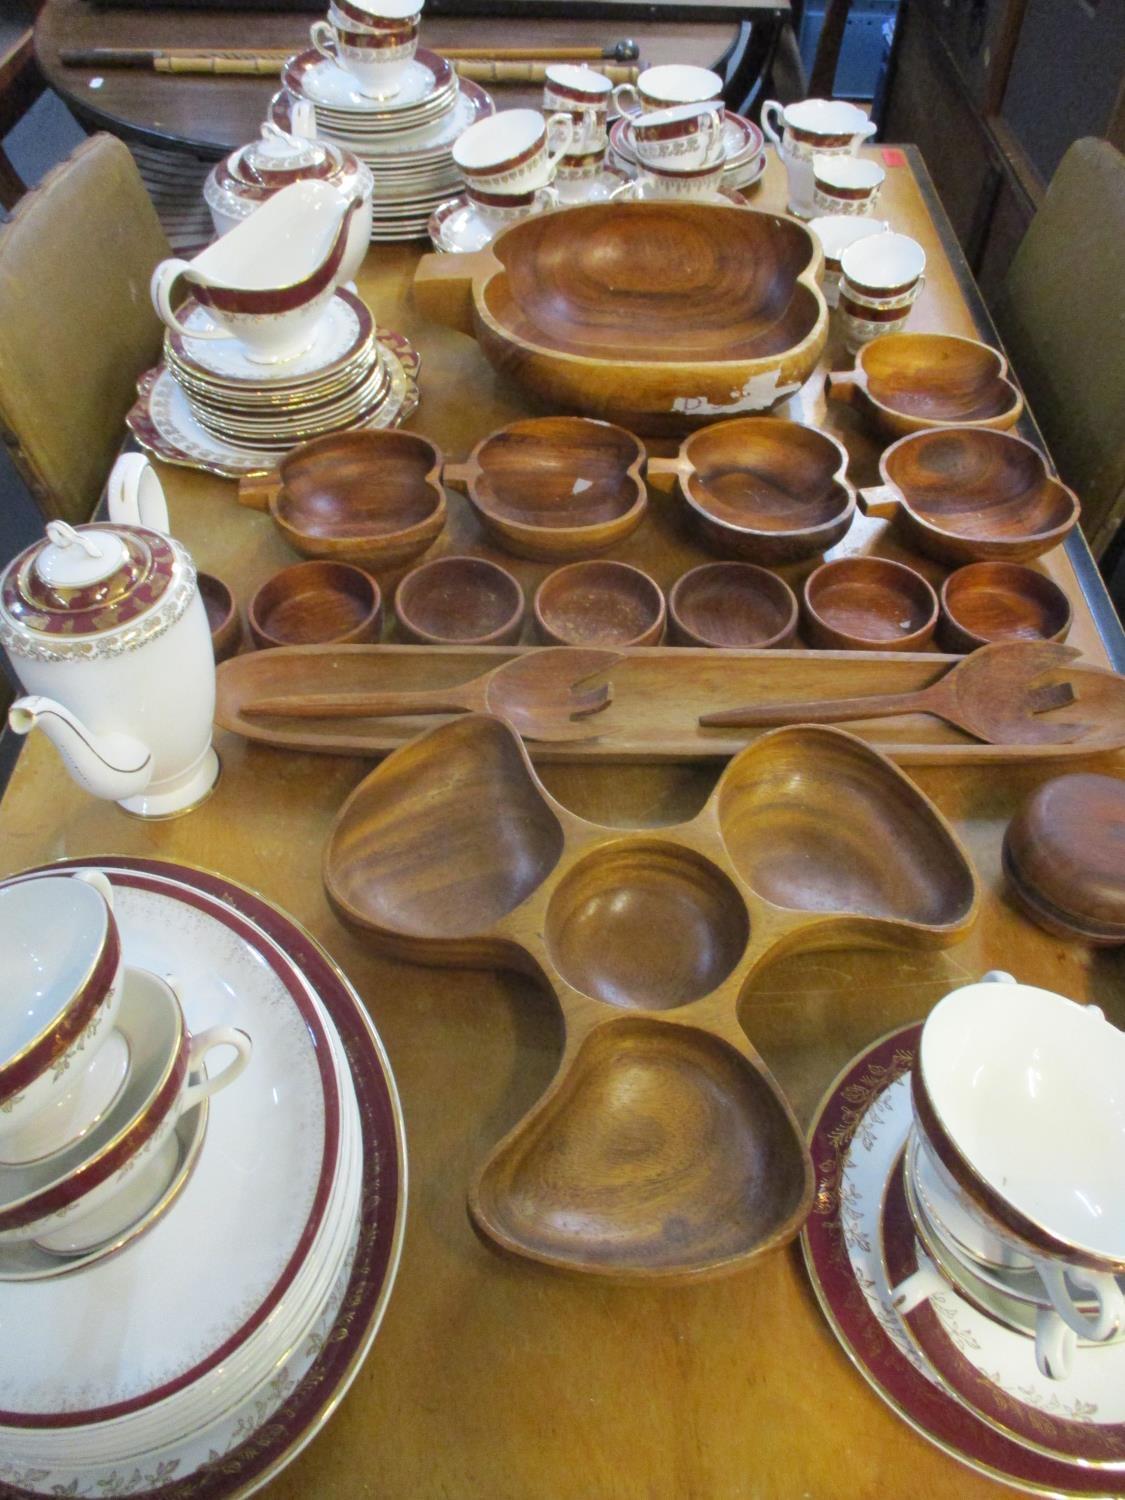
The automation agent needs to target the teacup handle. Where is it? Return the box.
[1036,1260,1125,1343]
[540,185,560,209]
[151,259,234,342]
[761,99,784,145]
[608,179,639,201]
[183,1026,252,1111]
[701,108,725,167]
[72,868,114,911]
[612,81,641,115]
[889,1261,946,1316]
[544,111,575,171]
[310,19,341,64]
[1035,1306,1077,1381]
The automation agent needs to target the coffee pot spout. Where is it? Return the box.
[7,696,154,803]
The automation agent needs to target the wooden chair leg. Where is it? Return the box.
[809,0,854,97]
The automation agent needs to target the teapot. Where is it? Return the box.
[2,455,220,819]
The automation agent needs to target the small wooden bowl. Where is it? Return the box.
[198,572,241,663]
[248,561,383,650]
[668,563,798,649]
[446,417,647,561]
[940,562,1072,653]
[1003,773,1125,945]
[803,557,938,651]
[648,417,854,565]
[395,555,525,645]
[859,427,1080,565]
[827,333,1024,438]
[534,561,665,647]
[260,430,446,573]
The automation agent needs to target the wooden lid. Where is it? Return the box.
[1003,773,1125,944]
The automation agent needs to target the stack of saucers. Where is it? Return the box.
[608,108,767,195]
[271,47,495,240]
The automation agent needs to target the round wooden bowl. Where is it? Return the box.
[198,571,241,663]
[803,557,938,651]
[268,430,446,572]
[533,560,665,647]
[248,561,383,650]
[651,417,855,564]
[446,417,647,561]
[1003,773,1125,945]
[939,562,1072,652]
[860,427,1080,565]
[827,333,1024,438]
[668,563,798,649]
[395,555,525,645]
[412,203,829,436]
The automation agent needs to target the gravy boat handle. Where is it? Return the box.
[150,258,236,342]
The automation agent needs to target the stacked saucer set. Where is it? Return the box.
[128,177,420,478]
[269,0,496,242]
[805,972,1125,1494]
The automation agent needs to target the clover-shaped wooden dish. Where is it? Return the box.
[324,714,979,1281]
[412,203,829,436]
[826,333,1024,438]
[860,426,1080,565]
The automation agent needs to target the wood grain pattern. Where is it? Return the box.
[247,560,382,649]
[939,561,1072,652]
[827,332,1024,438]
[534,560,665,647]
[197,570,241,664]
[860,425,1080,564]
[323,713,979,1279]
[394,554,524,646]
[803,556,939,651]
[413,203,829,435]
[667,562,798,649]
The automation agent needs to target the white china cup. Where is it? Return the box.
[0,871,128,1166]
[465,183,559,228]
[613,64,723,117]
[610,159,725,203]
[553,143,611,203]
[761,97,877,217]
[453,108,574,195]
[544,64,612,147]
[808,214,890,307]
[838,231,926,350]
[812,153,885,215]
[332,0,420,26]
[632,102,725,172]
[310,15,419,100]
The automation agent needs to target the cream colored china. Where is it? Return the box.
[544,64,612,147]
[808,214,890,305]
[333,0,421,27]
[761,97,876,216]
[632,102,725,172]
[812,152,885,215]
[310,14,419,100]
[838,231,926,350]
[611,158,725,202]
[613,64,722,116]
[453,107,574,195]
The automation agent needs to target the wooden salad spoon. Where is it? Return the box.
[240,647,620,742]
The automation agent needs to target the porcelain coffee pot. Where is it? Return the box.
[2,455,220,818]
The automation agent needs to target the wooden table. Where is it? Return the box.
[1,149,1123,1499]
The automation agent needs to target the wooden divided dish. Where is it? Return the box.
[324,714,979,1280]
[412,203,828,435]
[803,557,938,651]
[394,555,525,645]
[827,333,1024,437]
[444,417,647,561]
[534,561,665,647]
[940,562,1072,652]
[248,561,382,649]
[648,417,855,564]
[669,562,798,649]
[860,426,1080,564]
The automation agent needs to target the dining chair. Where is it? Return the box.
[0,132,169,525]
[992,136,1125,561]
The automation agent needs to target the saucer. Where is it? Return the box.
[802,1023,1124,1496]
[617,181,750,206]
[428,187,555,253]
[553,164,631,205]
[166,288,372,388]
[282,46,453,113]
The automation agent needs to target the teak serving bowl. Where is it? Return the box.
[940,562,1072,653]
[534,561,665,647]
[198,571,241,663]
[248,561,383,650]
[444,417,648,561]
[803,557,939,651]
[826,332,1024,438]
[324,713,978,1280]
[412,203,829,435]
[248,430,446,573]
[394,555,525,645]
[859,426,1080,565]
[668,562,798,649]
[647,416,855,563]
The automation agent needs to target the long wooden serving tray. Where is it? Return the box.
[214,644,1125,764]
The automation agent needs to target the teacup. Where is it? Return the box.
[838,231,925,349]
[813,153,885,215]
[0,871,128,1166]
[808,214,890,306]
[0,967,251,1253]
[331,0,420,29]
[613,64,723,117]
[761,97,876,217]
[310,15,418,99]
[553,144,610,203]
[544,64,612,147]
[611,158,725,203]
[466,182,558,227]
[632,103,725,173]
[453,108,574,196]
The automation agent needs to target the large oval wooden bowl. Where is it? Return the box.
[413,203,829,435]
[827,333,1024,438]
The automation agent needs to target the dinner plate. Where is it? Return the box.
[172,346,380,414]
[187,359,390,440]
[802,1024,1124,1497]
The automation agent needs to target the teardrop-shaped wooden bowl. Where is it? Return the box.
[324,714,979,1280]
[859,426,1080,565]
[647,416,855,564]
[827,333,1024,438]
[534,560,666,647]
[444,417,647,561]
[413,203,829,436]
[939,562,1072,653]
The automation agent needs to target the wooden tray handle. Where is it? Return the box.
[857,483,902,519]
[238,471,282,510]
[644,455,685,494]
[441,460,474,491]
[412,249,495,334]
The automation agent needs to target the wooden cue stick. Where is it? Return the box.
[59,49,639,83]
[60,43,635,65]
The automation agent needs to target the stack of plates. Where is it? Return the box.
[608,109,768,195]
[271,49,494,241]
[127,290,421,478]
[0,858,406,1500]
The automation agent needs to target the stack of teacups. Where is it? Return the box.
[837,231,926,349]
[808,215,890,307]
[613,101,727,202]
[543,64,614,203]
[451,107,574,231]
[310,0,421,101]
[0,871,250,1261]
[892,972,1125,1385]
[612,63,724,118]
[761,96,877,217]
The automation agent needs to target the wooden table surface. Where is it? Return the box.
[1,148,1123,1500]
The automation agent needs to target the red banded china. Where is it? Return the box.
[2,525,178,640]
[333,0,420,27]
